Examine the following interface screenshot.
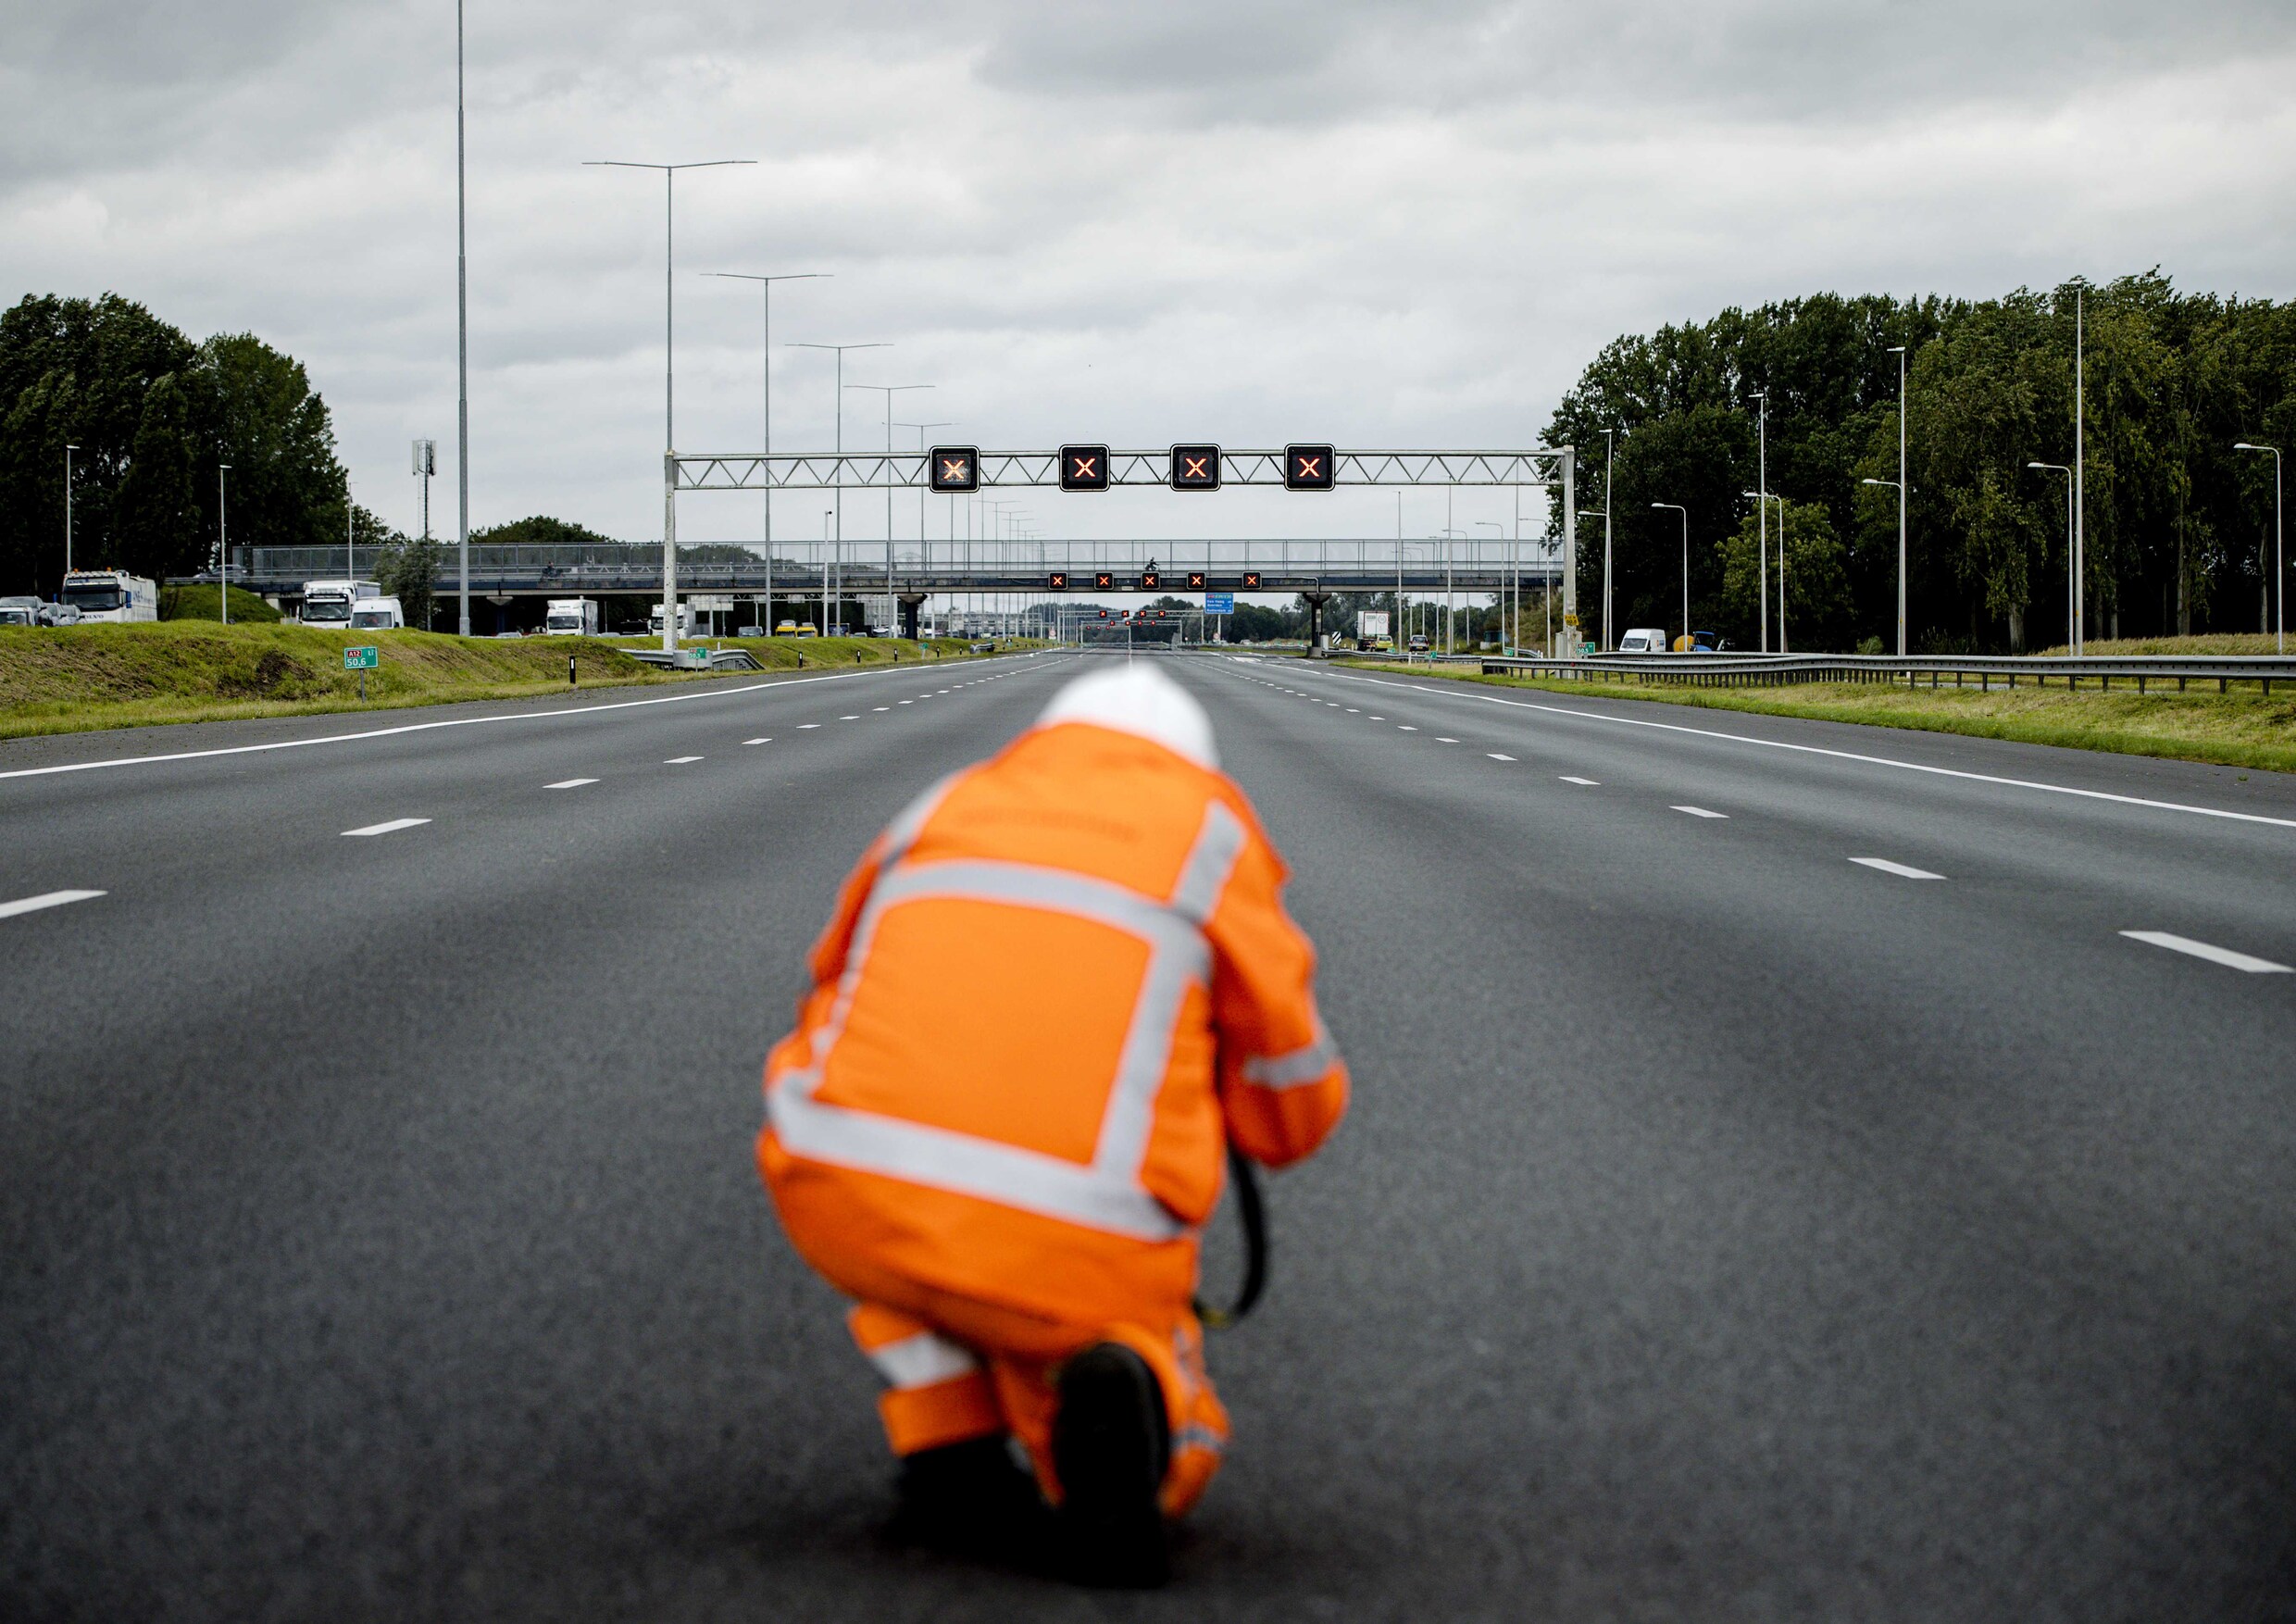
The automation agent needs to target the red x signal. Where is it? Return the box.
[1169,443,1220,491]
[929,445,980,493]
[1061,444,1110,493]
[1284,443,1335,492]
[1047,571,1068,590]
[1241,571,1262,590]
[1187,571,1206,589]
[1093,571,1115,591]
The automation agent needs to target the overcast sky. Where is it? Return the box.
[7,0,2295,553]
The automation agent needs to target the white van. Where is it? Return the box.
[348,597,406,631]
[543,598,599,636]
[60,569,158,623]
[1617,628,1669,654]
[0,595,43,627]
[647,603,696,639]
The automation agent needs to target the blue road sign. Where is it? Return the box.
[1204,592,1234,614]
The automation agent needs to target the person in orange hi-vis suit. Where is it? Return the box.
[756,660,1347,1587]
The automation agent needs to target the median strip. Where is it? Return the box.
[2119,931,2291,973]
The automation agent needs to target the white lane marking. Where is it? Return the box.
[872,706,891,712]
[898,700,913,705]
[342,818,430,837]
[544,778,598,789]
[1324,670,2296,833]
[0,889,106,919]
[664,756,704,765]
[0,652,1049,784]
[1488,753,1516,762]
[744,737,770,744]
[840,714,860,720]
[1398,725,1418,731]
[1436,736,1460,743]
[1850,856,1944,880]
[1346,708,1361,713]
[798,723,821,729]
[1368,716,1384,721]
[1559,776,1601,786]
[2120,931,2292,973]
[1673,805,1728,818]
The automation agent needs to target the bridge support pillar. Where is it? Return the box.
[898,593,928,641]
[1301,589,1331,654]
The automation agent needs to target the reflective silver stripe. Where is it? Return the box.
[867,1330,980,1391]
[768,792,1253,1243]
[1167,801,1246,925]
[1239,1015,1340,1090]
[1174,1424,1228,1455]
[773,1083,1187,1238]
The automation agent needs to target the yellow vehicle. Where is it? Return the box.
[775,619,817,638]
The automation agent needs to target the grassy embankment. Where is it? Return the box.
[0,621,1010,741]
[1336,634,2296,775]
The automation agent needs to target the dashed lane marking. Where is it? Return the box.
[1850,856,1943,880]
[743,738,770,745]
[664,756,705,765]
[0,889,106,920]
[1673,806,1728,818]
[544,778,598,789]
[798,723,821,729]
[342,818,430,837]
[1559,776,1600,786]
[1398,725,1418,731]
[2119,931,2291,973]
[1488,753,1516,762]
[1436,736,1460,743]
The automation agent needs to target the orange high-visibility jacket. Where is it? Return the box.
[758,718,1348,1328]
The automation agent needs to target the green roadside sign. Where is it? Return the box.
[343,645,379,670]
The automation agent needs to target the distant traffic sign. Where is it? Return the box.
[1284,443,1335,491]
[1186,570,1207,589]
[1060,444,1109,492]
[1047,571,1068,590]
[1140,572,1161,590]
[1241,571,1262,590]
[929,445,980,493]
[1169,444,1220,491]
[1204,592,1235,614]
[1093,571,1115,591]
[343,645,379,670]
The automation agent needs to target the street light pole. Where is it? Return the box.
[897,419,951,641]
[455,0,468,637]
[2235,443,2284,653]
[711,272,827,637]
[586,157,756,653]
[1653,502,1688,647]
[1477,521,1504,649]
[2073,281,2087,656]
[218,465,232,624]
[2025,463,2074,650]
[1753,392,1768,653]
[1600,427,1616,653]
[789,340,889,639]
[63,443,77,581]
[1887,345,1908,656]
[848,381,932,635]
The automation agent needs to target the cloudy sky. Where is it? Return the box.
[8,0,2296,554]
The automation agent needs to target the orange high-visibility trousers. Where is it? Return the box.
[844,1293,1229,1517]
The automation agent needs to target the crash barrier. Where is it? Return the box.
[1436,651,2296,696]
[620,647,763,672]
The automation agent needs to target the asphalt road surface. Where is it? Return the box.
[5,649,2293,1622]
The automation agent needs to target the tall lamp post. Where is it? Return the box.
[1750,489,1790,651]
[2026,463,2075,651]
[2235,442,2284,653]
[585,156,756,653]
[63,443,77,581]
[1476,520,1504,647]
[1753,392,1769,653]
[1886,345,1908,655]
[789,340,889,640]
[848,381,932,635]
[897,419,951,638]
[711,271,828,636]
[1652,502,1688,648]
[2071,279,2088,656]
[1598,426,1616,651]
[455,0,468,636]
[217,465,232,624]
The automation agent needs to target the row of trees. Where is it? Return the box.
[0,294,412,599]
[1546,273,2295,652]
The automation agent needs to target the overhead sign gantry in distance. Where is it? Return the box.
[928,443,1349,494]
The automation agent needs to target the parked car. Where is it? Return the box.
[735,624,764,638]
[1407,633,1430,653]
[0,595,44,627]
[1617,628,1668,653]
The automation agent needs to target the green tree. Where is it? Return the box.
[1719,498,1854,651]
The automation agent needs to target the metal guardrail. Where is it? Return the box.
[1404,650,2296,694]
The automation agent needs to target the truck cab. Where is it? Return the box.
[60,569,158,623]
[301,580,381,628]
[543,599,599,636]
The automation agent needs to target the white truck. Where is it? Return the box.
[647,603,696,639]
[0,595,43,628]
[348,597,406,631]
[543,598,600,636]
[59,569,157,623]
[301,580,381,628]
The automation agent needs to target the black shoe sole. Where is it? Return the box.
[1052,1343,1171,1589]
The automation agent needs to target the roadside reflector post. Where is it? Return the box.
[568,652,577,687]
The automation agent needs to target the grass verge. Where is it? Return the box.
[0,623,1024,741]
[1336,656,2296,775]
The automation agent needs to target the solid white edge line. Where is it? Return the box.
[1318,668,2296,832]
[341,818,431,837]
[1849,856,1945,880]
[543,778,598,789]
[0,888,106,919]
[0,650,1068,783]
[2119,931,2292,973]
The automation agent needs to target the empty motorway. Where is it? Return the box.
[4,649,2293,1621]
